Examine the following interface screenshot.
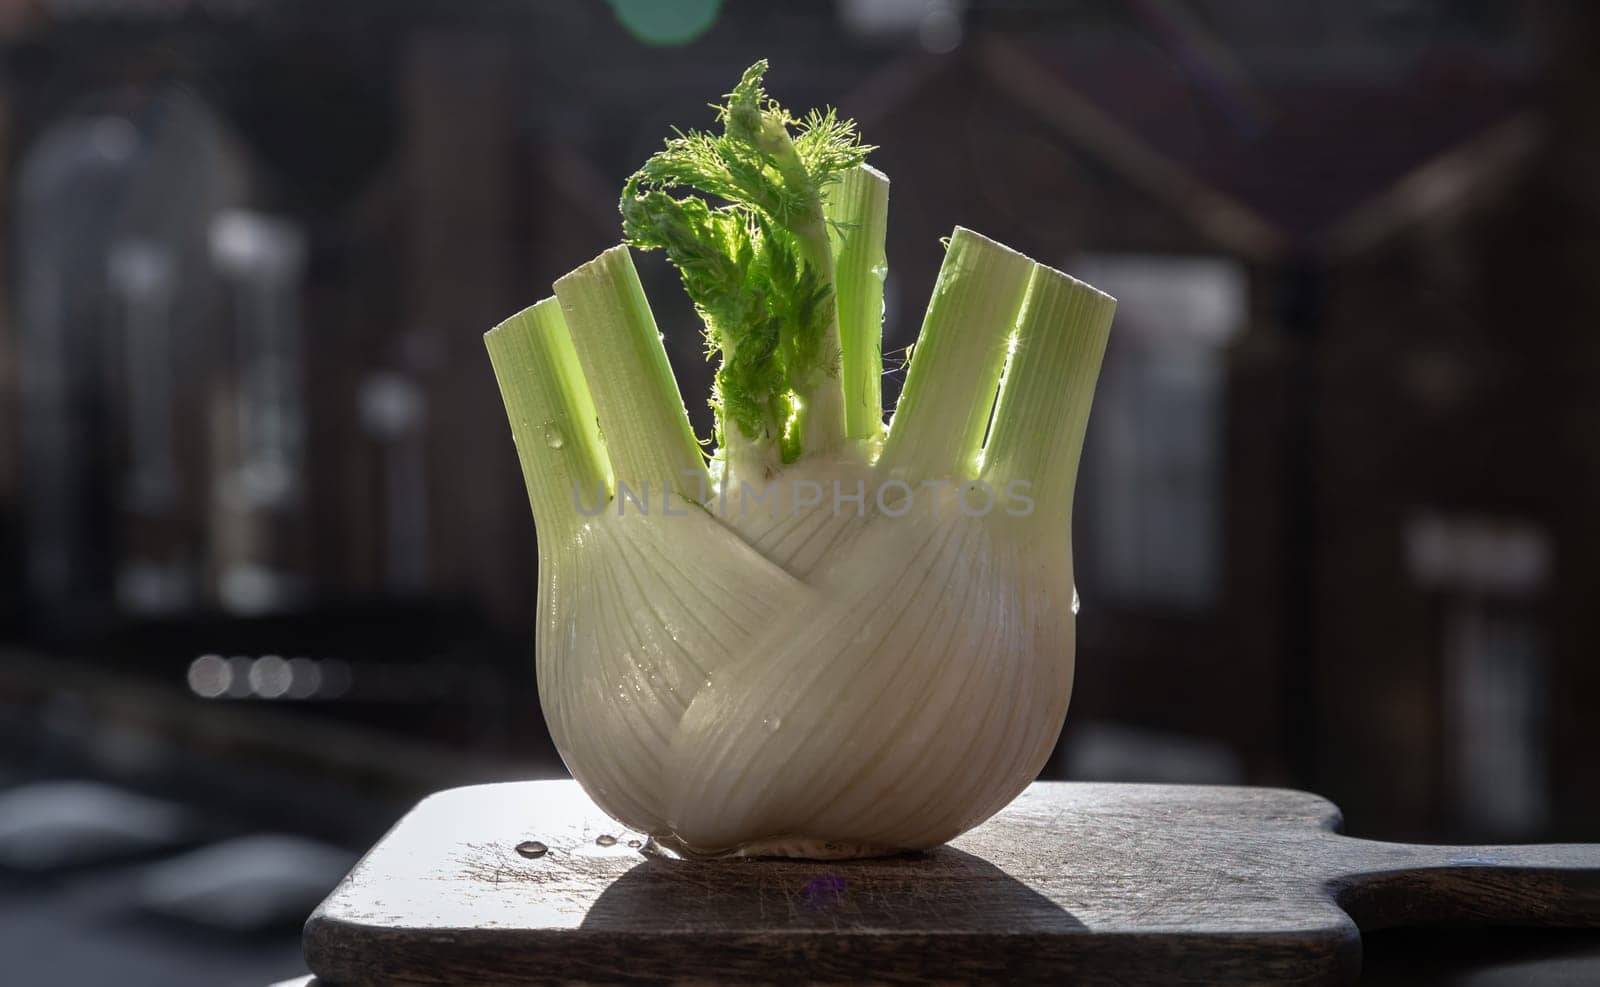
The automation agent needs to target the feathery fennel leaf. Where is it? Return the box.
[621,59,871,464]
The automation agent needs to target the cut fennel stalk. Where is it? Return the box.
[486,61,1115,858]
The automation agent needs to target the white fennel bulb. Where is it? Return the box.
[484,62,1114,858]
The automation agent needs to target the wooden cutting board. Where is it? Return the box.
[303,780,1600,985]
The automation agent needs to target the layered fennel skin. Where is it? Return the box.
[485,63,1115,858]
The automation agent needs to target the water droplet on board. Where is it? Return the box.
[766,716,782,732]
[515,840,548,859]
[595,834,618,847]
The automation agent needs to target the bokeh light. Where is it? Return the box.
[607,0,722,47]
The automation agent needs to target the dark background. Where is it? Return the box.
[0,1,1596,984]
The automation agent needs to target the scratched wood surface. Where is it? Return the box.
[303,781,1600,985]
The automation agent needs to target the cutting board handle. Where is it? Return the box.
[1326,835,1600,930]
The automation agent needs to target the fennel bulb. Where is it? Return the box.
[486,62,1115,858]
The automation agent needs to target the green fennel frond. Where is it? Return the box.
[620,60,871,460]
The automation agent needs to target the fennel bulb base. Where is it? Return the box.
[537,468,1077,860]
[647,834,904,861]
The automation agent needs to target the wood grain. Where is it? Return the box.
[303,781,1600,985]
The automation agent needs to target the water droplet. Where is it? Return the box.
[543,424,565,449]
[627,839,642,848]
[1072,586,1080,615]
[595,834,618,847]
[766,716,782,732]
[515,840,548,859]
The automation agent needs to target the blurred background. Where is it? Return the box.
[0,0,1596,983]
